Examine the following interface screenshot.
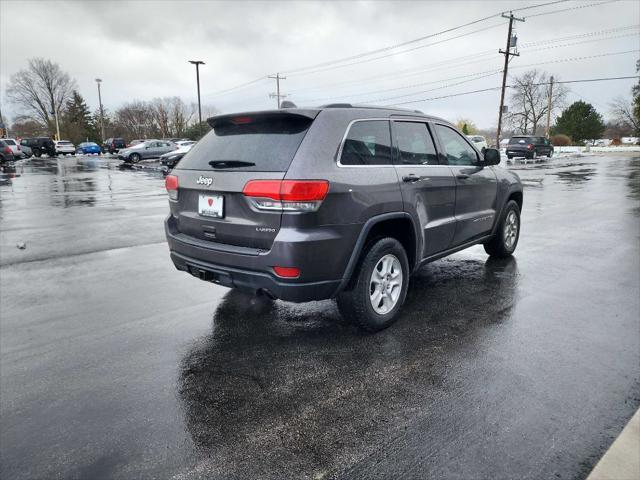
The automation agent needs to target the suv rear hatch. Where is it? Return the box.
[170,110,319,250]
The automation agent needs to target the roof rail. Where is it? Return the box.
[321,103,353,108]
[319,103,423,114]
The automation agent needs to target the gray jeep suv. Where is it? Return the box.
[165,105,523,331]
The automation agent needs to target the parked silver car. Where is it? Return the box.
[118,140,177,163]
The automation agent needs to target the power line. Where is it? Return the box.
[299,48,638,104]
[289,25,638,96]
[281,0,572,75]
[525,0,619,18]
[200,76,269,100]
[383,75,640,106]
[300,69,503,103]
[285,22,507,78]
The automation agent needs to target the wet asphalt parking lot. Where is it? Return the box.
[1,153,639,479]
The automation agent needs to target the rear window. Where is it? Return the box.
[177,114,313,171]
[4,139,16,145]
[509,137,532,144]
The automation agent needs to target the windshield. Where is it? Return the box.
[177,114,313,172]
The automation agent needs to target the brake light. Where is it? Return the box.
[231,116,254,125]
[165,174,179,200]
[243,180,329,212]
[3,146,11,154]
[527,144,534,150]
[273,266,301,278]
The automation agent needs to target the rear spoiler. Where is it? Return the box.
[207,109,321,128]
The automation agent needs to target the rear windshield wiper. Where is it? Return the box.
[208,160,256,169]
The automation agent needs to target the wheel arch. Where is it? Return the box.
[335,212,419,294]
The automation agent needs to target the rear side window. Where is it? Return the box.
[394,122,438,165]
[340,120,392,166]
[177,114,313,171]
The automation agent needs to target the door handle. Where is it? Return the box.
[456,174,470,180]
[402,174,421,183]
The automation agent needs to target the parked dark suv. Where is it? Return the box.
[164,105,523,331]
[102,138,126,154]
[20,137,56,157]
[506,135,554,159]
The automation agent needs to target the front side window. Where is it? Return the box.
[340,120,392,166]
[435,125,478,166]
[394,122,438,165]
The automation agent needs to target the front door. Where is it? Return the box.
[392,120,457,258]
[433,124,498,246]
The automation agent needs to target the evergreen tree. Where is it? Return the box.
[62,91,99,144]
[552,101,605,143]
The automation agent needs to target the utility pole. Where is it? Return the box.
[496,12,524,148]
[95,78,105,142]
[268,73,287,109]
[545,75,554,138]
[189,60,205,136]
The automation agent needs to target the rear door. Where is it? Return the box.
[392,120,456,258]
[171,112,316,250]
[433,124,498,245]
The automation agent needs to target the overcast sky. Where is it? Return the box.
[1,0,638,128]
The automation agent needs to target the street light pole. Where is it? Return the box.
[189,60,205,136]
[51,107,61,141]
[95,78,105,142]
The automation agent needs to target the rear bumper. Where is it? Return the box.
[169,251,340,302]
[165,215,357,302]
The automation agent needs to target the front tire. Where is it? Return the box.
[337,237,409,332]
[129,153,141,163]
[484,200,521,258]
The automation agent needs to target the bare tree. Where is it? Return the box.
[114,101,158,139]
[6,58,76,132]
[168,97,194,137]
[150,98,171,138]
[610,96,639,135]
[506,70,567,135]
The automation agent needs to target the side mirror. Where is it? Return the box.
[483,148,500,166]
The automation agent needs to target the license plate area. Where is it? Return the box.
[198,193,224,218]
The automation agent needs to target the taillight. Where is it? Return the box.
[3,146,11,154]
[243,180,329,212]
[527,144,534,150]
[165,175,179,200]
[273,266,301,278]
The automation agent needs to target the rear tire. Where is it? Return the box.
[547,150,553,158]
[337,237,409,332]
[484,200,520,258]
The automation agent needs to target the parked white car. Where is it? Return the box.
[467,135,488,152]
[55,140,76,155]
